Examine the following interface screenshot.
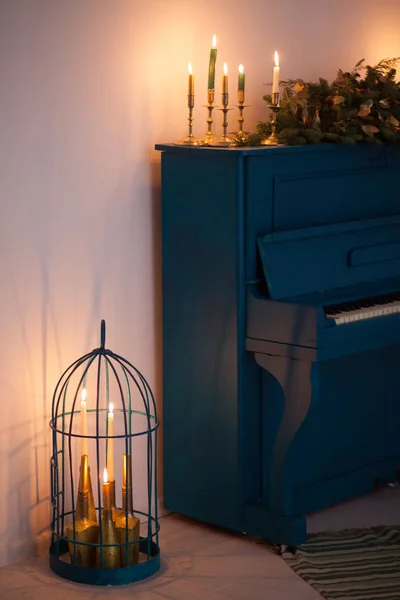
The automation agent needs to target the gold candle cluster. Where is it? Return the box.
[67,392,140,569]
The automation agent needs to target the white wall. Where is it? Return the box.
[0,0,399,568]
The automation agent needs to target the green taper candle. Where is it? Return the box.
[238,64,245,92]
[208,34,217,90]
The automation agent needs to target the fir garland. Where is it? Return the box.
[233,58,400,147]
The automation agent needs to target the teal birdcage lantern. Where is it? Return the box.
[49,321,160,585]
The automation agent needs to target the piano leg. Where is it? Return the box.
[254,353,315,516]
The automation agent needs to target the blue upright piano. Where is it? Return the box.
[156,143,400,547]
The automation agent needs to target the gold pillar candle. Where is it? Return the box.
[207,34,217,90]
[75,456,97,524]
[76,456,97,523]
[96,468,120,569]
[115,454,140,566]
[66,454,99,567]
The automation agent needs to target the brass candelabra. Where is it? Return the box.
[261,92,281,146]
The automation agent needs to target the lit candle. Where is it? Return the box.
[238,64,245,92]
[222,62,228,95]
[272,50,280,96]
[81,388,88,456]
[188,63,194,95]
[103,467,111,511]
[208,34,217,90]
[107,402,114,482]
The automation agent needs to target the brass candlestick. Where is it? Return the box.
[214,92,233,146]
[115,454,140,566]
[203,90,217,145]
[66,454,99,567]
[176,94,201,146]
[236,90,249,141]
[261,92,281,146]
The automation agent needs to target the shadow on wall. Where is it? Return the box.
[0,401,50,566]
[0,154,164,568]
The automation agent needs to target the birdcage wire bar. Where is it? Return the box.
[49,321,160,585]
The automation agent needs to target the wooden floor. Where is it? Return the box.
[1,486,400,600]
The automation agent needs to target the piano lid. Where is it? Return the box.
[258,215,400,300]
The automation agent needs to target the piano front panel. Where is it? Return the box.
[246,145,399,282]
[273,168,399,232]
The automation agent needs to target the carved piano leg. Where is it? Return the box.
[255,353,315,516]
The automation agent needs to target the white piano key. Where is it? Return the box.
[330,300,400,325]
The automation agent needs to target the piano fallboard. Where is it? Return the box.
[258,214,400,300]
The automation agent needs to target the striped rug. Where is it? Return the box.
[284,525,400,600]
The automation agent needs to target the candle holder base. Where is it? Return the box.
[210,135,234,147]
[175,136,203,146]
[260,132,280,146]
[203,134,219,146]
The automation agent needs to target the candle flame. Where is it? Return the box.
[188,62,193,75]
[212,34,217,48]
[224,62,228,75]
[274,51,279,67]
[103,467,108,484]
[81,387,87,404]
[108,401,114,415]
[239,64,244,74]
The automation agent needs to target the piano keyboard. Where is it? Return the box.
[324,292,400,326]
